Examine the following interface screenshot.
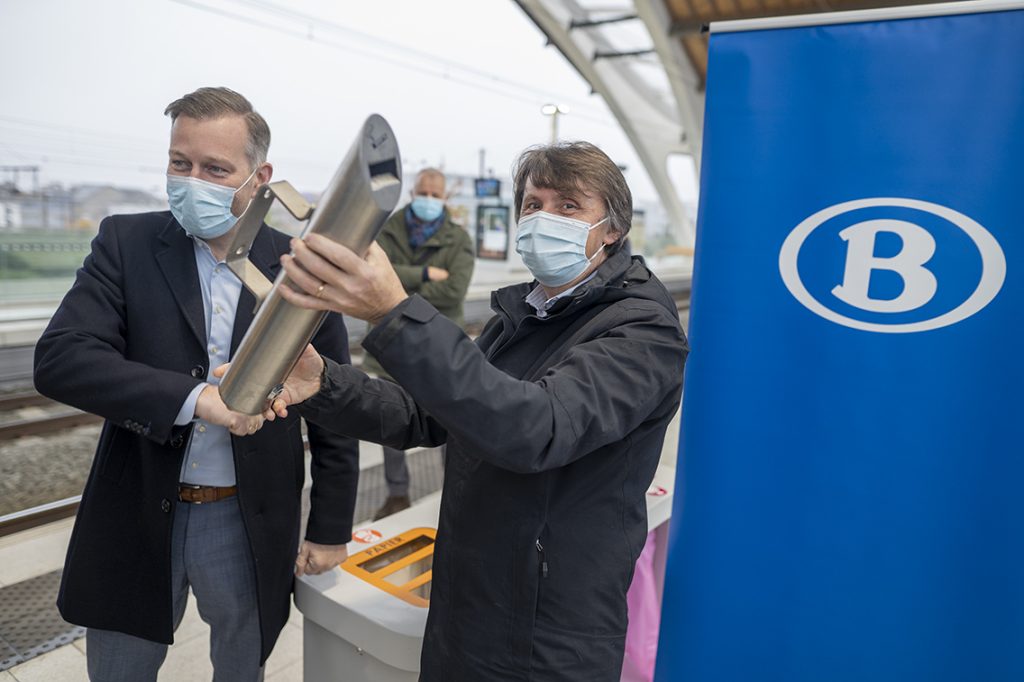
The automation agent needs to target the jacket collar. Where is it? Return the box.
[492,248,635,323]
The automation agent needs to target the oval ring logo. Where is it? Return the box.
[779,198,1006,333]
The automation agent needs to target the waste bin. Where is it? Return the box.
[296,492,440,681]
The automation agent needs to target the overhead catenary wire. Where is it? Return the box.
[168,0,619,127]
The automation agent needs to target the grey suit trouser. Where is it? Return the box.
[86,497,264,682]
[382,445,410,497]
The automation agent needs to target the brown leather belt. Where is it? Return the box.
[178,484,238,504]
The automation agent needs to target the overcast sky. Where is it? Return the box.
[0,0,697,208]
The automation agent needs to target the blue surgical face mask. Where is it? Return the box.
[515,211,609,287]
[410,195,445,222]
[166,167,258,240]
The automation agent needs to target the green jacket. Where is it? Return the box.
[363,208,474,377]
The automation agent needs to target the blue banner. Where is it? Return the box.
[657,6,1024,681]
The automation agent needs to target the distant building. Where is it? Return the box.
[0,200,22,230]
[73,185,165,228]
[0,183,164,232]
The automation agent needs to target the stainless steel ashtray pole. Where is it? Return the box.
[220,114,402,415]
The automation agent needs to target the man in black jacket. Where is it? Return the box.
[260,142,687,681]
[34,87,359,681]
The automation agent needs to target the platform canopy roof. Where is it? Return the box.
[513,0,952,241]
[653,0,948,89]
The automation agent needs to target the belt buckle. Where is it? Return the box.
[180,483,204,504]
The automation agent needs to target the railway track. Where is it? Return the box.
[0,497,81,537]
[0,391,101,442]
[0,410,102,442]
[0,390,52,411]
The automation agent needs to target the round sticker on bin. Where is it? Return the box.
[647,485,668,497]
[352,529,382,544]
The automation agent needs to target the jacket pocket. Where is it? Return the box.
[511,532,548,673]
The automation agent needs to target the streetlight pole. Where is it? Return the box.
[540,104,570,144]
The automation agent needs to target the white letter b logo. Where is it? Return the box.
[831,219,937,313]
[779,198,1006,333]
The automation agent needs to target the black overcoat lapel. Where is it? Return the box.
[154,219,206,352]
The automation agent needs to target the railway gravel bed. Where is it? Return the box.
[0,424,99,517]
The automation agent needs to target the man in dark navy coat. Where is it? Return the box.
[33,87,359,681]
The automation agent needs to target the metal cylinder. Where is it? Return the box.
[220,114,402,414]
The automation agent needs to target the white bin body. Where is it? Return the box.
[304,620,418,682]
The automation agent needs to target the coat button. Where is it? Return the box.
[190,365,206,378]
[161,499,171,513]
[170,434,184,448]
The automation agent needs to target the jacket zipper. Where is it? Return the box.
[487,301,524,360]
[536,539,548,578]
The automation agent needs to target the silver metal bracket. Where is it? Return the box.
[226,180,315,306]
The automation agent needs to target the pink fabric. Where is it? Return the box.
[621,530,661,682]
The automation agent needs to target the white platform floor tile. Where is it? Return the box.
[0,519,73,587]
[157,632,213,681]
[5,643,85,682]
[172,593,212,646]
[266,659,303,682]
[265,621,303,677]
[287,600,303,628]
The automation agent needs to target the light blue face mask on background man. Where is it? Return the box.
[515,211,609,287]
[410,195,445,222]
[166,167,258,240]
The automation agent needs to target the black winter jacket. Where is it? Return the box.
[299,248,688,680]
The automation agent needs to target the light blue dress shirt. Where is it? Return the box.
[174,236,243,486]
[524,271,598,318]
